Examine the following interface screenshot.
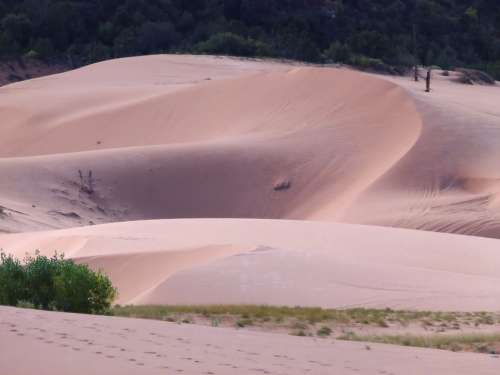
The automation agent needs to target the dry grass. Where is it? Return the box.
[111,305,500,348]
[338,332,500,354]
[112,305,499,326]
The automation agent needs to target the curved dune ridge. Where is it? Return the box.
[1,55,500,313]
[2,219,500,311]
[0,55,421,231]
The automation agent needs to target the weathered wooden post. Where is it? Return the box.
[425,69,431,92]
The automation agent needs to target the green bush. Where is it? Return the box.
[0,253,27,306]
[194,32,273,58]
[25,253,60,309]
[53,259,116,314]
[323,42,352,63]
[0,251,116,315]
[317,326,332,337]
[349,54,396,74]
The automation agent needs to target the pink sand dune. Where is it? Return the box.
[1,219,500,311]
[2,55,500,374]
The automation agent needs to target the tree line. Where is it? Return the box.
[0,0,499,78]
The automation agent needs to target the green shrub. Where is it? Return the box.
[323,42,352,63]
[349,54,396,74]
[236,318,253,328]
[53,259,116,314]
[25,252,60,309]
[317,326,332,337]
[194,32,273,58]
[0,252,116,315]
[0,253,27,306]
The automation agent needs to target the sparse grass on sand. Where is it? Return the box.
[111,305,500,354]
[112,304,499,327]
[338,332,500,354]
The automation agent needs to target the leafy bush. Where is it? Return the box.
[53,259,116,314]
[194,32,273,58]
[0,251,116,314]
[323,42,352,64]
[317,326,332,337]
[0,253,27,306]
[349,55,397,74]
[25,253,60,309]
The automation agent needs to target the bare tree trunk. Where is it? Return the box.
[425,69,431,92]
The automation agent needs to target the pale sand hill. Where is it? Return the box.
[1,55,500,310]
[1,219,500,311]
[1,55,500,239]
[0,55,420,232]
[2,55,500,374]
[3,307,499,375]
[344,71,500,238]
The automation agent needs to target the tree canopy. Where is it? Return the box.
[0,0,499,78]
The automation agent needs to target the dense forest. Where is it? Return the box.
[0,0,499,78]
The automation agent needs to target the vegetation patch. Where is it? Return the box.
[0,252,116,314]
[338,332,500,354]
[0,1,500,80]
[112,304,500,350]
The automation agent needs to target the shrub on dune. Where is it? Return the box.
[0,251,116,315]
[53,259,116,314]
[25,253,59,310]
[0,253,27,306]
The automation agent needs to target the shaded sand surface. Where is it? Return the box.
[1,219,500,311]
[0,55,421,232]
[345,71,500,238]
[1,306,499,375]
[1,55,500,239]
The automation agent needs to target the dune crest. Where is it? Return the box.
[2,219,500,311]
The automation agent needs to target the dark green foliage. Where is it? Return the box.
[194,32,273,57]
[317,326,332,337]
[0,251,116,314]
[0,0,499,79]
[0,253,27,306]
[25,253,59,309]
[53,259,116,314]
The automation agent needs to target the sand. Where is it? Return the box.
[2,55,500,373]
[2,306,499,375]
[2,219,500,311]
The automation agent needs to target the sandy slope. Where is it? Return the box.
[1,219,500,311]
[2,53,500,375]
[344,71,500,238]
[2,55,500,239]
[1,54,500,310]
[0,55,421,233]
[2,306,499,375]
